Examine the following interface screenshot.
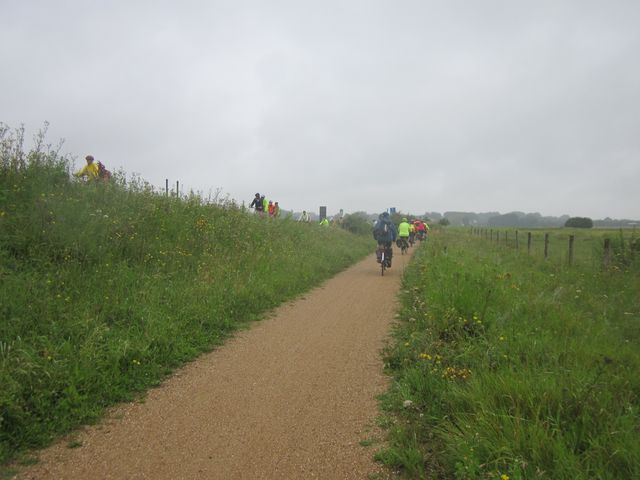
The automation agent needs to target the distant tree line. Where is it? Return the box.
[424,211,638,228]
[325,209,637,230]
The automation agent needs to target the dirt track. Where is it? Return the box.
[17,250,412,479]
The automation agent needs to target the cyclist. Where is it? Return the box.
[416,220,426,241]
[74,155,100,181]
[409,221,416,246]
[397,217,411,252]
[249,193,264,213]
[373,212,398,268]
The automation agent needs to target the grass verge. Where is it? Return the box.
[377,229,639,479]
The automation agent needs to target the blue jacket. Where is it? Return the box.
[373,218,397,243]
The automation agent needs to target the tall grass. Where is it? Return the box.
[378,229,639,479]
[0,125,374,464]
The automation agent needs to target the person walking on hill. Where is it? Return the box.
[268,200,275,217]
[273,202,280,218]
[373,212,398,268]
[96,161,112,181]
[319,217,329,227]
[74,155,100,181]
[298,210,310,222]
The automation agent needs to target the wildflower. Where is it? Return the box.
[501,474,510,480]
[499,336,505,341]
[403,400,414,408]
[419,353,432,360]
[404,342,410,347]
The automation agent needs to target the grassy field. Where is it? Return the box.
[0,136,373,465]
[377,228,639,479]
[470,226,638,268]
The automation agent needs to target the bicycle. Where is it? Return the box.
[377,244,391,276]
[397,237,409,255]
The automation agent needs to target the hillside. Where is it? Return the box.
[0,145,373,464]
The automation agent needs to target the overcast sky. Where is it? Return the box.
[2,0,639,218]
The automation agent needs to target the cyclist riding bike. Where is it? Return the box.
[409,222,416,245]
[373,212,398,268]
[415,220,427,241]
[397,217,411,253]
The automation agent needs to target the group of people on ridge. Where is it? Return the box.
[249,193,280,217]
[373,213,429,268]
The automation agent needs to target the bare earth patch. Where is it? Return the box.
[16,251,412,479]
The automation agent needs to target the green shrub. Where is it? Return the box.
[564,217,593,228]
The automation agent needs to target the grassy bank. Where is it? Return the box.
[377,229,639,479]
[0,139,373,464]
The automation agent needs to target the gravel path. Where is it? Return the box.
[17,250,412,479]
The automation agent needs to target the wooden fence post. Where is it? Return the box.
[569,235,574,266]
[165,179,169,196]
[496,231,500,244]
[604,238,611,267]
[515,230,519,250]
[527,232,532,254]
[176,181,179,198]
[544,233,549,259]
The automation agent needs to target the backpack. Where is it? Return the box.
[97,161,112,180]
[373,219,389,241]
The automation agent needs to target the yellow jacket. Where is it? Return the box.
[75,162,99,180]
